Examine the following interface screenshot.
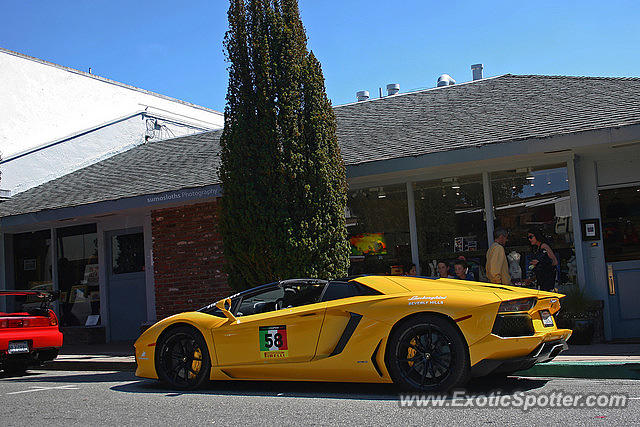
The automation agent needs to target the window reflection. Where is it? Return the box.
[491,165,576,286]
[57,224,99,326]
[414,175,487,280]
[600,185,640,263]
[346,184,411,275]
[13,230,53,291]
[112,233,145,274]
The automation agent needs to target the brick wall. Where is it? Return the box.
[151,200,231,320]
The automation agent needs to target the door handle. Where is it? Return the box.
[607,264,616,295]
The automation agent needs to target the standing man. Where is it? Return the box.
[486,228,511,284]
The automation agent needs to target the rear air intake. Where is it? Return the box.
[491,314,535,337]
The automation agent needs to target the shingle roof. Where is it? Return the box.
[2,74,640,218]
[335,74,640,165]
[0,131,223,217]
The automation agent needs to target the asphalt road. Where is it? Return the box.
[0,370,638,426]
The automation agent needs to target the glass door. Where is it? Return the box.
[600,185,640,339]
[106,228,147,341]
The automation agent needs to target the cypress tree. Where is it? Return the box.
[219,0,349,290]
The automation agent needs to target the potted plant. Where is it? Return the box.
[555,286,601,345]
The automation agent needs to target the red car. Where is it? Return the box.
[0,290,63,374]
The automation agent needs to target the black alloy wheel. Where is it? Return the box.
[156,326,211,390]
[386,315,469,392]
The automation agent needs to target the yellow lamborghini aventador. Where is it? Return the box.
[134,276,572,391]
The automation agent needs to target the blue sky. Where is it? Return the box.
[2,0,639,112]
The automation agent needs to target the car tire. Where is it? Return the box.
[155,326,211,390]
[3,360,29,376]
[385,314,470,392]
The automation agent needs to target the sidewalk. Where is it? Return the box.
[519,343,640,380]
[43,342,136,371]
[41,342,640,379]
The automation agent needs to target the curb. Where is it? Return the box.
[519,361,640,380]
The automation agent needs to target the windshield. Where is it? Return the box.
[197,279,328,317]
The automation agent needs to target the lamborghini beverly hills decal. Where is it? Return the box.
[408,295,447,305]
[259,325,289,359]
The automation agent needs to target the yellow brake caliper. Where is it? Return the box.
[407,338,417,367]
[189,347,203,379]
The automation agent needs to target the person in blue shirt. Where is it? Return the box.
[454,259,475,281]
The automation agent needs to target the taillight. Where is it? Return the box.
[7,319,25,328]
[0,315,55,328]
[48,309,59,326]
[498,297,537,312]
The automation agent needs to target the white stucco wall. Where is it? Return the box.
[0,48,224,194]
[0,114,209,195]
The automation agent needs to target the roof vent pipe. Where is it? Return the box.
[471,64,483,80]
[386,83,400,96]
[356,90,369,102]
[437,74,456,87]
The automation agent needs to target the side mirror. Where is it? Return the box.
[215,298,236,322]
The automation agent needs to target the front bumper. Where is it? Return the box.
[471,339,569,377]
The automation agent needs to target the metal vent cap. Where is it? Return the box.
[356,90,370,102]
[437,74,456,87]
[386,84,400,96]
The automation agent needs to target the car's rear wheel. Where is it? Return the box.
[155,326,211,390]
[386,315,469,392]
[3,360,29,376]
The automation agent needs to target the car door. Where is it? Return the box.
[212,283,327,367]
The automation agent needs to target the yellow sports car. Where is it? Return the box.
[134,276,571,391]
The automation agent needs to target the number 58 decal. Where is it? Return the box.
[259,325,288,359]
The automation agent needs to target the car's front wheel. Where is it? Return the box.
[386,315,469,392]
[155,326,211,390]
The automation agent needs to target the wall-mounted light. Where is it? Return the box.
[378,188,386,199]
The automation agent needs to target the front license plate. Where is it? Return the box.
[8,341,30,354]
[540,310,554,327]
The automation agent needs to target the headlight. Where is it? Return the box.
[498,297,537,312]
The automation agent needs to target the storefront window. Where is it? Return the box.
[414,175,487,280]
[57,224,99,326]
[600,185,640,263]
[347,184,411,275]
[491,164,576,286]
[13,230,53,291]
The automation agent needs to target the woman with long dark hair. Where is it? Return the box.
[527,229,558,291]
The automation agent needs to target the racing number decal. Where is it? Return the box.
[259,325,288,359]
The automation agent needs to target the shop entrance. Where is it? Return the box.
[106,228,147,342]
[599,185,640,339]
